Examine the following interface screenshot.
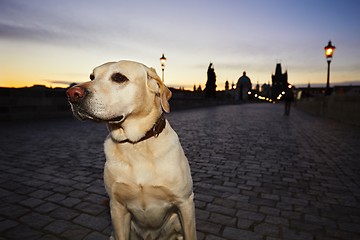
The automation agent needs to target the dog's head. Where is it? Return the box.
[66,60,171,124]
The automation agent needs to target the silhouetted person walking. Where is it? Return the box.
[284,87,294,116]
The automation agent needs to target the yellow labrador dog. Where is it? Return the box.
[66,60,197,240]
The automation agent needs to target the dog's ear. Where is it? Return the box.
[146,67,172,113]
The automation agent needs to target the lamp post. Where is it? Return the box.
[160,54,166,82]
[324,41,335,95]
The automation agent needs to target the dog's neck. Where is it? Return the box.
[108,112,166,144]
[116,114,166,144]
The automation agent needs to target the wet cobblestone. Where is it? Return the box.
[1,104,360,239]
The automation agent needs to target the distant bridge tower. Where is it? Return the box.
[271,63,288,99]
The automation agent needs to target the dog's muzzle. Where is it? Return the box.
[67,86,124,123]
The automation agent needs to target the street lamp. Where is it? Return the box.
[160,54,166,82]
[324,41,335,95]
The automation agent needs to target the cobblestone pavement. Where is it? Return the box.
[1,103,360,240]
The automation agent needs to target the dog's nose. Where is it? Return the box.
[66,86,88,103]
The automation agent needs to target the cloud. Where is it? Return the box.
[0,21,53,42]
[0,0,161,59]
[0,1,104,46]
[43,79,80,86]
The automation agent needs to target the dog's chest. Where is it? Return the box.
[105,161,179,228]
[105,158,178,202]
[104,139,183,191]
[104,138,187,227]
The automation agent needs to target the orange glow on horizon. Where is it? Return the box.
[0,73,71,89]
[0,80,69,89]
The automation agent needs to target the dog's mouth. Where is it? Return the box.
[71,106,124,124]
[107,115,124,124]
[81,113,124,124]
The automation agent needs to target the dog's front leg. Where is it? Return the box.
[110,200,131,240]
[178,193,197,240]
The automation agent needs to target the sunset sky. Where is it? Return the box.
[1,0,360,90]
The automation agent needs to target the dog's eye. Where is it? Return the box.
[111,73,129,83]
[90,74,95,81]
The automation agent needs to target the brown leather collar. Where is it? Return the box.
[116,114,166,144]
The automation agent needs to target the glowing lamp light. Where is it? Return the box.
[160,54,166,70]
[326,48,333,56]
[324,41,335,61]
[324,41,335,95]
[160,54,167,82]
